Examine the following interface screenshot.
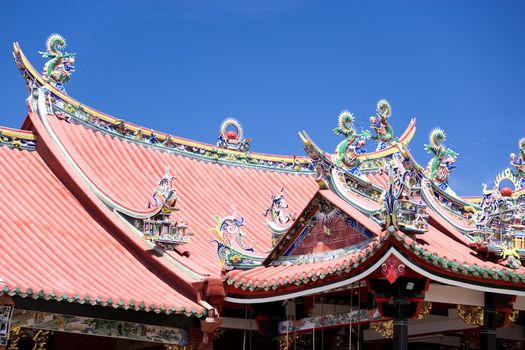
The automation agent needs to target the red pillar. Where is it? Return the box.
[187,328,214,350]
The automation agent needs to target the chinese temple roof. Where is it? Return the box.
[0,130,207,316]
[2,36,525,319]
[225,226,525,298]
[224,190,525,301]
[43,112,318,277]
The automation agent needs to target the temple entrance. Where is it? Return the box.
[218,281,525,350]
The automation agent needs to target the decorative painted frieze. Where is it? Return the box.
[0,129,35,150]
[278,308,383,335]
[11,310,187,345]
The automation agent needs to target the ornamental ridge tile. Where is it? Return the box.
[14,42,315,174]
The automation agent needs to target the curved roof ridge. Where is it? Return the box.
[225,222,525,300]
[0,125,35,138]
[0,121,207,316]
[13,42,313,173]
[27,110,208,292]
[37,109,318,276]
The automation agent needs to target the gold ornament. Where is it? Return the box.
[370,320,394,339]
[493,168,521,194]
[508,309,520,325]
[7,327,22,350]
[164,345,185,350]
[279,334,297,350]
[457,305,484,326]
[32,330,52,350]
[417,301,433,320]
[213,328,225,339]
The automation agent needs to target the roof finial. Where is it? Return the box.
[217,118,251,152]
[38,34,76,94]
[424,128,458,193]
[332,110,370,171]
[369,99,395,151]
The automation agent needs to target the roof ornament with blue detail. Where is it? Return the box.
[39,34,76,94]
[369,99,395,151]
[263,188,296,246]
[210,212,261,270]
[470,184,524,269]
[148,166,178,211]
[332,111,370,174]
[469,139,525,269]
[217,118,251,152]
[377,161,428,234]
[424,128,458,194]
[298,100,416,185]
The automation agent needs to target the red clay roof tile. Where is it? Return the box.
[0,141,206,316]
[46,115,319,277]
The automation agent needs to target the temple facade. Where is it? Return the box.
[1,34,525,349]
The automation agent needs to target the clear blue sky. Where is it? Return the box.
[1,1,524,195]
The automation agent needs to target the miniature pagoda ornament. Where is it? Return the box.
[369,99,395,150]
[216,118,251,152]
[263,188,296,246]
[143,167,192,250]
[424,128,458,193]
[509,137,525,190]
[39,34,76,94]
[332,111,370,174]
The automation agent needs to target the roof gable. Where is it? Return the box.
[264,190,380,265]
[289,214,369,256]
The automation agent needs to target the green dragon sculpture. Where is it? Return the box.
[39,34,76,89]
[424,128,458,188]
[369,99,395,148]
[333,111,370,169]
